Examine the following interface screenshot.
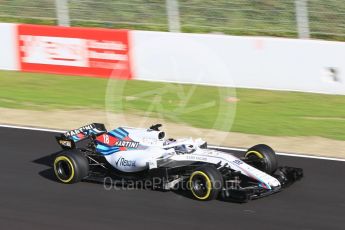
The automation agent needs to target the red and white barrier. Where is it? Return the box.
[0,23,132,79]
[17,24,132,79]
[1,23,345,95]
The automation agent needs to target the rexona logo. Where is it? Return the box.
[64,124,95,137]
[115,157,136,167]
[233,159,243,165]
[115,140,139,148]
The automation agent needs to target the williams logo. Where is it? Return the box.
[115,140,139,148]
[115,157,136,167]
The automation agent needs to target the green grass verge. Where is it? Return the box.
[1,70,345,141]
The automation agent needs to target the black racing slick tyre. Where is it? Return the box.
[245,144,278,174]
[53,150,89,184]
[188,165,223,201]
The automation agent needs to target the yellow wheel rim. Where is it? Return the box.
[245,150,264,159]
[54,156,75,183]
[189,171,212,200]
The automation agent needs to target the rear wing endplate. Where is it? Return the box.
[56,123,106,149]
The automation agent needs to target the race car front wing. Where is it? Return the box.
[221,166,303,202]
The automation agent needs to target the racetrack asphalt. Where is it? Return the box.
[0,127,344,230]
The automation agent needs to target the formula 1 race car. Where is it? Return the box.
[53,123,303,202]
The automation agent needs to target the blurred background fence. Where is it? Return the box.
[0,0,344,41]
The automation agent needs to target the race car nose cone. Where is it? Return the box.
[270,178,281,188]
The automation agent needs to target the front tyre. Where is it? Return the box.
[188,165,223,201]
[53,150,89,184]
[245,144,278,174]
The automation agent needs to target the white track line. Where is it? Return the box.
[209,145,345,162]
[0,124,65,133]
[1,124,345,162]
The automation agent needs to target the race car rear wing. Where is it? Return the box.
[56,123,107,149]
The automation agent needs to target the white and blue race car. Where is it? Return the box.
[53,123,303,202]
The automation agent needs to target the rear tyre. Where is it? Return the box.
[188,165,223,201]
[53,150,89,184]
[245,144,278,174]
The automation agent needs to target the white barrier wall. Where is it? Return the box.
[0,23,18,70]
[132,31,345,95]
[0,23,345,95]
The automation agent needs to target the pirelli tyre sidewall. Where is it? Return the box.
[54,150,89,184]
[245,144,278,174]
[188,165,223,201]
